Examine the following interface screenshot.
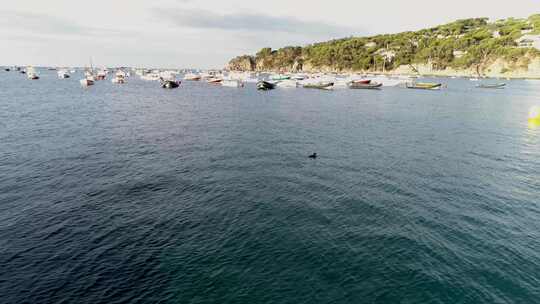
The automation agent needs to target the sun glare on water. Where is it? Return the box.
[528,106,540,128]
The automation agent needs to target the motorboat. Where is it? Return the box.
[57,69,70,79]
[303,82,334,90]
[161,80,180,89]
[351,79,371,84]
[276,80,298,88]
[347,82,382,89]
[80,78,95,86]
[476,83,506,89]
[406,82,442,90]
[257,81,276,90]
[184,73,201,81]
[222,80,244,88]
[95,69,107,80]
[140,72,161,81]
[26,67,39,80]
[112,70,127,84]
[207,77,223,84]
[80,70,95,86]
[270,74,291,81]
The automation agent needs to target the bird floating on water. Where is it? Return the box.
[308,153,317,159]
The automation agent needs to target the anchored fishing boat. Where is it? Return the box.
[161,79,180,89]
[207,77,223,84]
[476,83,506,89]
[222,80,244,88]
[257,81,276,90]
[57,69,70,79]
[303,82,334,90]
[276,80,298,88]
[80,69,95,87]
[95,69,107,80]
[26,67,39,80]
[184,73,201,81]
[111,70,127,84]
[351,79,372,84]
[347,81,382,89]
[406,82,442,90]
[270,74,290,81]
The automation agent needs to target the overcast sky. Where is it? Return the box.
[1,0,538,68]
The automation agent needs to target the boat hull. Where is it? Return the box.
[347,82,382,89]
[406,83,442,90]
[257,81,276,90]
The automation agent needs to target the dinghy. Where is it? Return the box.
[161,80,180,89]
[476,83,506,89]
[222,80,244,88]
[303,82,334,90]
[406,82,442,90]
[347,82,382,89]
[257,81,276,90]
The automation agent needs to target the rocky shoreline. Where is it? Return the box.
[228,56,540,79]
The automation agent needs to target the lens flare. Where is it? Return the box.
[529,106,540,129]
[529,106,540,121]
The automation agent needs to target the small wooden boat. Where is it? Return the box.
[406,82,442,90]
[80,78,95,87]
[303,82,334,90]
[270,74,290,81]
[184,73,201,81]
[351,79,371,84]
[222,80,244,88]
[347,82,382,89]
[476,83,506,89]
[257,81,276,90]
[161,80,180,89]
[207,77,223,84]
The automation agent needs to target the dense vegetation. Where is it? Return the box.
[229,15,540,74]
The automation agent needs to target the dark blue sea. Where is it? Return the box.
[1,69,539,304]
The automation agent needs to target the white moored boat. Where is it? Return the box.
[184,73,201,81]
[276,80,298,88]
[57,69,70,79]
[111,70,127,84]
[27,67,39,80]
[80,70,95,87]
[222,80,244,88]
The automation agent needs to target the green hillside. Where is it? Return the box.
[228,15,540,74]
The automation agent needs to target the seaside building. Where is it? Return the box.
[516,35,540,49]
[453,50,467,59]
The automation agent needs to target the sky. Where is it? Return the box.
[1,0,538,68]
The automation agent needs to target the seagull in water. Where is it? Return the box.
[309,153,317,159]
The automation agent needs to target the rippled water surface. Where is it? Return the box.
[1,70,539,303]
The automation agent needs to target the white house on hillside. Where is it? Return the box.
[516,35,540,49]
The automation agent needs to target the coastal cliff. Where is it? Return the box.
[228,15,540,78]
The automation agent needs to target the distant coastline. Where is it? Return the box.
[228,15,540,79]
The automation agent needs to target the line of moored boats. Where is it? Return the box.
[3,66,508,90]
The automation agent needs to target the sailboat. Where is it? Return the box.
[111,70,127,84]
[80,58,96,87]
[57,69,70,79]
[26,67,39,80]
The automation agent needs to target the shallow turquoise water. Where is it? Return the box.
[1,70,539,303]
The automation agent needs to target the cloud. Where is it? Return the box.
[0,10,134,38]
[154,8,356,37]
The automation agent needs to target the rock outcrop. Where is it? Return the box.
[227,55,256,71]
